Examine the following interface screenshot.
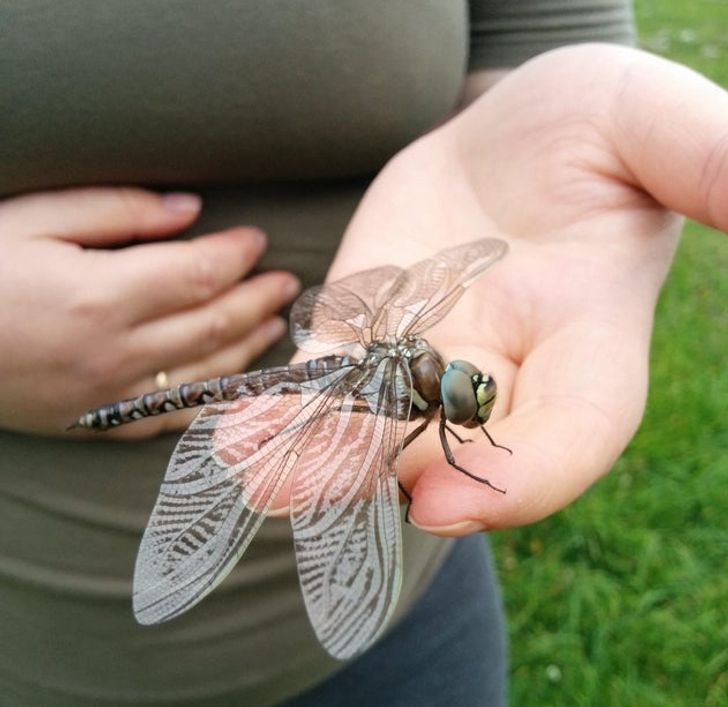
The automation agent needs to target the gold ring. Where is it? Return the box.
[155,371,170,390]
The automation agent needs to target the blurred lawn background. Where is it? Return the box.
[491,2,728,705]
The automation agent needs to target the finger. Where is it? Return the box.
[125,272,300,376]
[405,319,649,532]
[0,186,202,245]
[604,47,728,232]
[103,227,267,321]
[146,317,287,392]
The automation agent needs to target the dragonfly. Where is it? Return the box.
[73,238,511,660]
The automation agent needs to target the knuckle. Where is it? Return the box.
[71,348,122,388]
[185,251,219,301]
[65,277,120,328]
[201,309,231,350]
[61,292,127,385]
[114,186,151,224]
[66,285,111,325]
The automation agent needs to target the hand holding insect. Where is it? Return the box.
[330,43,727,534]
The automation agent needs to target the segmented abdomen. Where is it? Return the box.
[73,356,351,431]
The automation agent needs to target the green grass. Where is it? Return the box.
[492,3,728,705]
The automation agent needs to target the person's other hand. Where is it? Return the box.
[325,44,726,532]
[0,187,299,437]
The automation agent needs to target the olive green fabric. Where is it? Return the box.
[0,2,634,705]
[469,0,635,68]
[0,1,468,194]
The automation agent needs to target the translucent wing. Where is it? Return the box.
[372,238,508,340]
[132,363,359,625]
[290,239,507,353]
[290,356,411,658]
[290,265,402,354]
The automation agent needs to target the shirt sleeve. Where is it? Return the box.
[468,0,636,70]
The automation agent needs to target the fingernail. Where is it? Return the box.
[409,519,488,534]
[250,228,267,252]
[283,277,302,299]
[162,192,202,213]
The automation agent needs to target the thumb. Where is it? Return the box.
[0,186,201,247]
[604,47,728,232]
[406,407,618,535]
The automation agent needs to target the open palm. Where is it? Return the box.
[324,44,727,532]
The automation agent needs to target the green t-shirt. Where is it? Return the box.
[0,2,634,705]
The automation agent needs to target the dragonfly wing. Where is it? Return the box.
[133,365,357,625]
[290,239,507,351]
[369,238,508,339]
[290,264,403,353]
[290,357,412,659]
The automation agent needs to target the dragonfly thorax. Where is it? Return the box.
[440,360,497,429]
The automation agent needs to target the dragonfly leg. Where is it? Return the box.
[396,418,431,523]
[439,416,506,494]
[444,424,473,445]
[479,425,512,455]
[401,418,430,452]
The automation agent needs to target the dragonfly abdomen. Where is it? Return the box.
[73,377,242,431]
[72,355,353,431]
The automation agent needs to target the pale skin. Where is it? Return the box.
[2,44,725,539]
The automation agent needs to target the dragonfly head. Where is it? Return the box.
[441,360,497,429]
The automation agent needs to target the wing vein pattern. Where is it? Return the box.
[290,356,411,658]
[133,363,359,624]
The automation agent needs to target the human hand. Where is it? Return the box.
[0,187,299,437]
[324,44,727,532]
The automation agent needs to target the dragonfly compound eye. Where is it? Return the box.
[446,359,480,379]
[441,363,479,425]
[475,374,497,424]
